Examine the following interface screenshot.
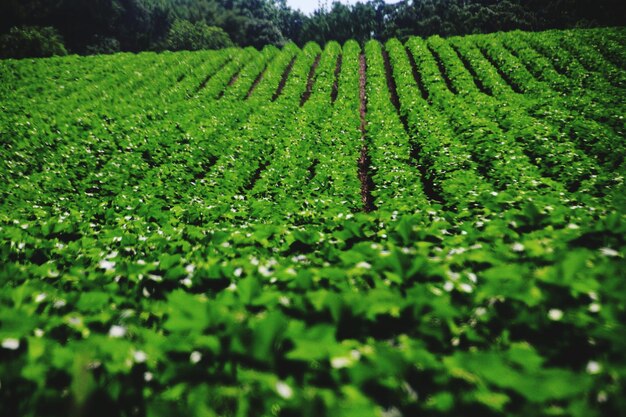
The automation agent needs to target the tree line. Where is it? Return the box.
[1,0,624,58]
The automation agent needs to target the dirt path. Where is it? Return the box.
[217,70,242,99]
[246,62,270,99]
[331,54,343,104]
[383,47,444,204]
[358,53,376,212]
[272,56,297,101]
[300,54,322,106]
[194,59,230,94]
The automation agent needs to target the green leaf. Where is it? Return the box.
[164,290,209,333]
[76,291,110,312]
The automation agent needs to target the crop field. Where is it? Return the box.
[1,27,625,416]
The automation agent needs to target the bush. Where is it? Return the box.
[85,36,121,55]
[165,20,233,51]
[244,19,285,49]
[0,26,67,59]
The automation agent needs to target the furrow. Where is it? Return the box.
[358,53,376,212]
[448,42,492,96]
[426,44,458,95]
[331,53,343,104]
[300,54,322,106]
[381,47,443,204]
[217,69,242,100]
[246,61,271,99]
[272,56,298,101]
[192,57,231,94]
[404,46,429,101]
[474,44,524,94]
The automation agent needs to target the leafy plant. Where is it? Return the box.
[0,27,624,417]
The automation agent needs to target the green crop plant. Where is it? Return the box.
[1,27,625,417]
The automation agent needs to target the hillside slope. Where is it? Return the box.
[1,27,625,417]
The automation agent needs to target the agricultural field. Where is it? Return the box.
[1,27,625,417]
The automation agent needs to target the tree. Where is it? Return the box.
[1,0,625,55]
[274,1,307,46]
[85,36,121,55]
[243,19,284,49]
[165,19,233,51]
[0,26,67,59]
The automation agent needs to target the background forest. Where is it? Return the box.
[1,0,625,58]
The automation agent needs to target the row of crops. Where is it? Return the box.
[1,27,625,416]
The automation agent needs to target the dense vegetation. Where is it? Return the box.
[1,0,625,57]
[1,26,625,416]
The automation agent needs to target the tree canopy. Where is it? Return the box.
[0,26,67,59]
[0,0,624,58]
[165,19,233,51]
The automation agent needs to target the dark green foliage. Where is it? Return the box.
[166,19,233,51]
[240,18,285,49]
[85,36,121,55]
[0,26,66,58]
[0,0,625,56]
[0,27,625,417]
